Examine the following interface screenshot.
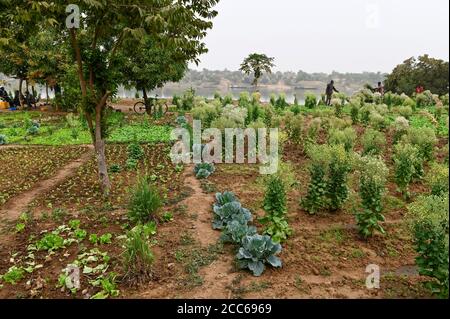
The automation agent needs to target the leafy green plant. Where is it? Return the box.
[326,145,352,211]
[236,234,282,277]
[89,234,99,245]
[99,233,113,245]
[305,92,317,109]
[0,134,7,145]
[402,127,437,162]
[392,116,410,144]
[393,143,424,199]
[408,195,449,298]
[127,143,144,161]
[162,212,174,223]
[220,220,257,245]
[261,175,292,243]
[214,191,238,207]
[301,144,329,214]
[0,266,25,285]
[37,233,65,252]
[109,164,122,173]
[194,162,215,179]
[362,128,386,156]
[328,127,357,152]
[74,229,87,241]
[128,177,162,224]
[122,228,154,282]
[15,223,26,233]
[355,156,389,238]
[425,163,449,196]
[350,103,359,124]
[69,219,81,230]
[212,201,252,230]
[126,159,138,170]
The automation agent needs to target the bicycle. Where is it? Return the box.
[134,94,169,116]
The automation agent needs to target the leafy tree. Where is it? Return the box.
[385,55,449,96]
[1,0,219,195]
[239,53,275,90]
[121,35,189,102]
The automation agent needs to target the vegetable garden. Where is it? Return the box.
[0,87,448,299]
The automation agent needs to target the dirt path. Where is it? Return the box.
[179,168,238,299]
[0,145,94,222]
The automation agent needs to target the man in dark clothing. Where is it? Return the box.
[326,80,339,106]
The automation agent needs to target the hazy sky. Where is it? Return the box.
[190,0,449,73]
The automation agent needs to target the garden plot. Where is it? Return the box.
[0,146,88,206]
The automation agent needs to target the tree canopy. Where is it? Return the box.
[239,53,275,89]
[385,55,449,96]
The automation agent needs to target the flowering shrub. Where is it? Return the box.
[369,111,387,131]
[393,143,424,198]
[362,128,386,156]
[391,116,410,144]
[355,156,389,238]
[408,195,449,298]
[305,92,317,109]
[402,127,437,162]
[328,127,357,152]
[261,175,292,243]
[425,163,449,196]
[192,102,221,128]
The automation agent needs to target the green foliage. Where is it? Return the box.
[285,114,304,145]
[192,102,220,127]
[384,55,449,96]
[220,220,257,245]
[402,127,437,162]
[350,103,359,124]
[122,227,154,282]
[362,128,386,156]
[393,143,424,198]
[328,127,357,152]
[369,111,387,131]
[261,175,292,243]
[355,156,389,238]
[425,163,449,196]
[391,116,410,144]
[109,164,122,173]
[326,146,352,211]
[212,201,252,230]
[127,143,144,161]
[236,234,282,277]
[408,195,449,298]
[240,53,275,88]
[301,144,329,214]
[0,134,7,145]
[37,233,65,252]
[194,162,215,179]
[128,177,162,224]
[0,266,25,285]
[305,93,317,109]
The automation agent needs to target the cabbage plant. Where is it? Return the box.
[194,162,215,179]
[220,219,257,244]
[236,234,282,276]
[214,192,237,207]
[212,201,252,230]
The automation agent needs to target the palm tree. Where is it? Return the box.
[239,53,275,90]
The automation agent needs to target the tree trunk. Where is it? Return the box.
[142,88,150,115]
[94,94,111,195]
[18,78,24,108]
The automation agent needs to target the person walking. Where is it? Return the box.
[326,80,339,106]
